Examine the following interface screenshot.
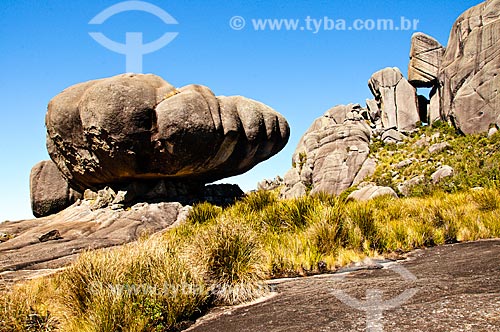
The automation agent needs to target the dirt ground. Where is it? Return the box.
[186,239,500,332]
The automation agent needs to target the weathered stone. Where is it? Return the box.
[398,175,425,196]
[414,135,431,148]
[352,158,377,186]
[381,129,406,144]
[0,201,190,283]
[429,86,442,124]
[431,165,454,183]
[408,32,445,87]
[281,104,371,198]
[257,176,284,191]
[30,160,81,218]
[46,73,290,191]
[429,142,451,154]
[185,240,500,332]
[89,187,116,210]
[394,159,414,169]
[368,67,420,131]
[439,0,500,134]
[38,230,62,242]
[347,185,398,201]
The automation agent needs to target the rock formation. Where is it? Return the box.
[431,165,454,184]
[438,0,500,134]
[368,67,421,132]
[46,73,289,191]
[347,185,398,201]
[31,73,289,216]
[30,160,81,217]
[408,32,445,87]
[280,104,372,198]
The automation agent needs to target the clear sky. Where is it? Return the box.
[0,0,483,221]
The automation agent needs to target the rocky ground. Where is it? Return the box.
[0,201,191,285]
[187,239,500,332]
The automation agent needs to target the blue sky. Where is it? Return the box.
[0,0,483,221]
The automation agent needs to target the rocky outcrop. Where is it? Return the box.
[0,200,191,283]
[408,32,445,87]
[439,0,500,134]
[46,73,290,192]
[280,104,371,198]
[368,67,421,132]
[30,160,81,217]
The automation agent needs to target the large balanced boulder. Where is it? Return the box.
[30,160,81,217]
[439,0,500,134]
[408,32,445,88]
[280,104,371,198]
[368,67,421,131]
[46,74,289,191]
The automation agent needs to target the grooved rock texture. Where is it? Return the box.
[46,73,290,192]
[368,67,420,131]
[30,160,81,218]
[280,104,371,198]
[439,0,500,134]
[408,32,445,87]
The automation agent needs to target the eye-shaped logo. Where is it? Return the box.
[89,1,178,73]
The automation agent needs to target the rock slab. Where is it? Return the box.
[368,67,420,131]
[0,201,190,284]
